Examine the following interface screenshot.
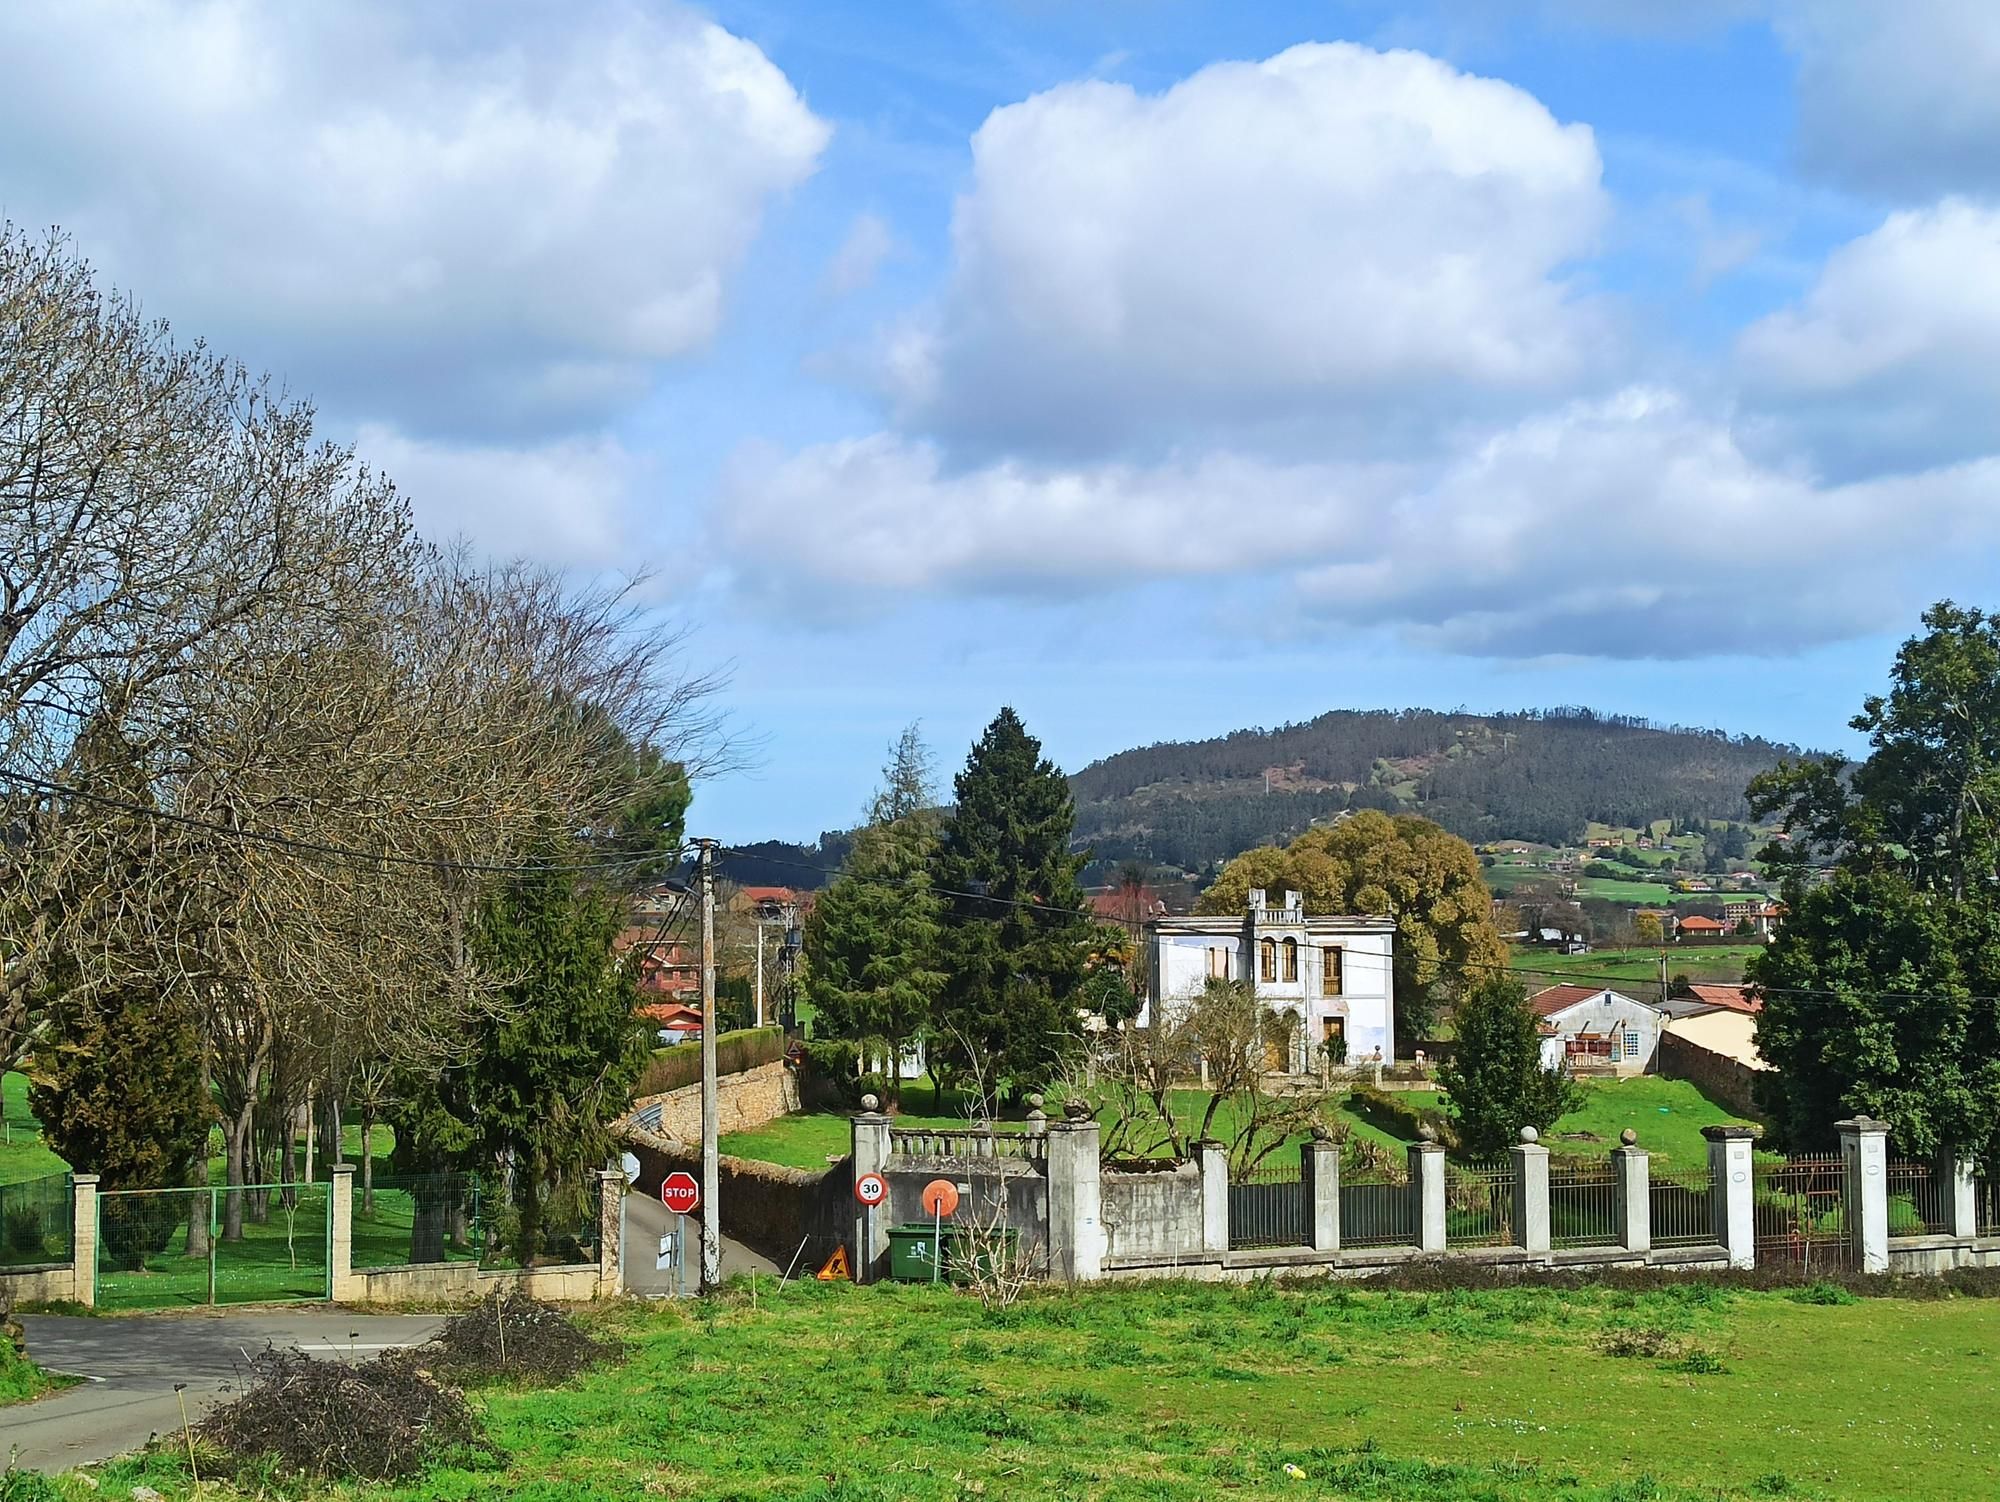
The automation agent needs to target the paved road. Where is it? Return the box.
[5,1311,444,1472]
[623,1194,779,1295]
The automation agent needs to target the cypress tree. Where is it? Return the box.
[1437,974,1584,1155]
[930,708,1090,1103]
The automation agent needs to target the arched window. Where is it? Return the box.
[1322,947,1344,995]
[1259,936,1277,983]
[1281,936,1299,982]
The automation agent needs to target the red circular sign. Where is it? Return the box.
[660,1171,700,1215]
[854,1172,887,1207]
[920,1178,960,1217]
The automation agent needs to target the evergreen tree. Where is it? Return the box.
[802,725,945,1102]
[1437,974,1584,1156]
[931,709,1091,1102]
[468,850,650,1265]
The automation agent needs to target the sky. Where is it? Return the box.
[4,0,1999,841]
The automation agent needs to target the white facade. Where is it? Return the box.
[1531,987,1664,1075]
[1144,888,1397,1071]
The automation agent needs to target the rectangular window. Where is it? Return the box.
[1625,1029,1641,1056]
[1321,947,1343,995]
[1207,946,1228,980]
[1260,939,1276,983]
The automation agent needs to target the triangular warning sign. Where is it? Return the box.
[816,1244,851,1282]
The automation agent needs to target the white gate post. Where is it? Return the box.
[1612,1131,1650,1254]
[1838,1116,1890,1274]
[1511,1128,1551,1254]
[1408,1131,1446,1253]
[1703,1125,1758,1269]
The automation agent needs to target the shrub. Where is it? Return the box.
[1347,1086,1460,1153]
[1,1209,47,1262]
[634,1026,785,1098]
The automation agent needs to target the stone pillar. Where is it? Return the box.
[851,1098,893,1281]
[596,1168,624,1298]
[1199,1142,1230,1256]
[69,1174,98,1307]
[1947,1151,1979,1241]
[1838,1116,1890,1274]
[1703,1125,1758,1269]
[1408,1133,1446,1253]
[1025,1095,1048,1138]
[1302,1134,1340,1252]
[1612,1132,1650,1254]
[329,1165,358,1303]
[1045,1106,1103,1282]
[1511,1127,1551,1254]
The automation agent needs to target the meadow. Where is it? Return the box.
[79,1275,2000,1502]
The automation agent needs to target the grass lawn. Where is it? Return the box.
[1571,876,1680,904]
[1510,943,1767,989]
[93,1277,2000,1501]
[1,1069,68,1186]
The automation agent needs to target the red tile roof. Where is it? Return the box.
[1528,984,1605,1018]
[1681,983,1761,1014]
[638,1002,703,1026]
[1676,915,1729,932]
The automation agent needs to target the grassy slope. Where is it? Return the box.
[1510,943,1767,989]
[100,1279,2000,1502]
[1,1069,68,1185]
[724,1077,1750,1173]
[0,1339,68,1407]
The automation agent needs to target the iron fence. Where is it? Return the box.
[1228,1161,1308,1250]
[95,1182,331,1310]
[1980,1174,1999,1239]
[0,1172,70,1268]
[1549,1159,1620,1249]
[1884,1158,1950,1237]
[1649,1164,1716,1248]
[1753,1153,1852,1271]
[1340,1165,1414,1249]
[1445,1159,1514,1248]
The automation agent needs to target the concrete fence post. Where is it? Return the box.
[596,1168,624,1298]
[1302,1134,1340,1252]
[1838,1116,1890,1274]
[1612,1132,1650,1254]
[330,1165,358,1303]
[1703,1125,1758,1269]
[1947,1151,1979,1241]
[69,1173,98,1307]
[1199,1142,1230,1256]
[1408,1134,1446,1253]
[1045,1108,1103,1282]
[852,1098,893,1282]
[1511,1128,1551,1254]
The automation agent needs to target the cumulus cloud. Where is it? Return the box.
[0,0,829,438]
[1737,199,2000,477]
[885,42,1614,455]
[1781,0,2000,199]
[823,213,897,297]
[720,391,2000,657]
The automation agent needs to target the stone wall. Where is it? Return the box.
[625,1129,851,1270]
[628,1059,800,1144]
[349,1261,602,1305]
[0,1262,77,1305]
[1101,1164,1203,1261]
[1658,1031,1762,1118]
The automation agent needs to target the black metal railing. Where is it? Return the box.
[1227,1162,1308,1250]
[1340,1166,1414,1249]
[1445,1159,1514,1248]
[1649,1164,1716,1248]
[1885,1158,1950,1237]
[1550,1159,1620,1249]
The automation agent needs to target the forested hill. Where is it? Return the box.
[1070,707,1807,873]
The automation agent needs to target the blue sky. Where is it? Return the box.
[4,1,1997,840]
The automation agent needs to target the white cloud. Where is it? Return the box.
[358,424,651,572]
[823,213,897,297]
[0,0,829,438]
[720,390,2000,657]
[1781,0,2000,198]
[1737,199,2000,476]
[884,42,1614,454]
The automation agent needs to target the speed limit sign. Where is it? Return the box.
[854,1172,887,1207]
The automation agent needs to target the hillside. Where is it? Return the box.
[1069,707,1807,874]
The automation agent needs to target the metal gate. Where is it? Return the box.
[1752,1154,1853,1271]
[96,1183,331,1310]
[1228,1161,1308,1249]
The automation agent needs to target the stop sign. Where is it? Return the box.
[660,1171,700,1215]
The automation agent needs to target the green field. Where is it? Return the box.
[1510,943,1767,989]
[1,1069,68,1185]
[93,1276,2000,1502]
[1570,875,1680,904]
[723,1076,1750,1173]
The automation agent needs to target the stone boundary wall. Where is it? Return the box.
[0,1261,77,1305]
[1101,1164,1203,1261]
[1658,1031,1762,1118]
[349,1261,602,1304]
[628,1059,800,1145]
[624,1127,850,1270]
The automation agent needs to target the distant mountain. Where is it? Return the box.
[1068,707,1810,876]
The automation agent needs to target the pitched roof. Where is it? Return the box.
[638,1002,703,1026]
[1676,915,1729,931]
[1528,984,1604,1017]
[1681,983,1761,1014]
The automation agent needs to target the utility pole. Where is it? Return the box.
[754,919,765,1029]
[1658,949,1669,1010]
[697,838,721,1291]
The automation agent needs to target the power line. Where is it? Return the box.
[1,769,694,878]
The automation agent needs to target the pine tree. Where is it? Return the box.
[930,708,1091,1103]
[1437,974,1584,1155]
[802,725,944,1102]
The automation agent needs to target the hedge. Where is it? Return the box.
[635,1026,786,1098]
[1347,1084,1462,1153]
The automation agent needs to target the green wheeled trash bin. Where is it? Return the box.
[887,1223,942,1282]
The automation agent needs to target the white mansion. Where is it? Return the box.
[1145,888,1397,1072]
